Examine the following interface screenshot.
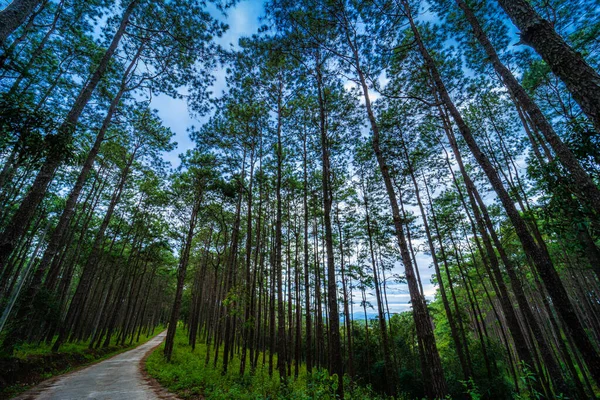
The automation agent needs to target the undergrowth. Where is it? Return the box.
[0,326,164,399]
[145,328,389,400]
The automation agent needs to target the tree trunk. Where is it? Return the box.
[164,186,204,361]
[406,153,471,380]
[404,2,600,385]
[303,128,312,374]
[0,0,138,270]
[274,80,287,384]
[456,0,600,217]
[221,153,245,374]
[315,51,344,399]
[240,144,255,376]
[341,7,447,392]
[495,0,600,132]
[361,183,395,396]
[334,205,353,379]
[0,0,43,45]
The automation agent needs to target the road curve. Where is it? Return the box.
[14,331,177,400]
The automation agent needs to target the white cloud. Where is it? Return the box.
[155,0,264,168]
[153,94,194,168]
[215,0,264,49]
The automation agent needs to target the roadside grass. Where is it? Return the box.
[12,326,162,360]
[0,326,164,399]
[145,328,387,400]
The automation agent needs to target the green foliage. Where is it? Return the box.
[0,327,164,398]
[12,326,161,360]
[461,378,482,400]
[512,362,569,400]
[146,329,387,400]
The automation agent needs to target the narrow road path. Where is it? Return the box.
[15,331,177,400]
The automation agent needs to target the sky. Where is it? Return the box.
[154,0,265,168]
[151,0,438,319]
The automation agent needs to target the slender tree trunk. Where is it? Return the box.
[495,0,600,132]
[360,284,371,381]
[361,183,395,396]
[303,128,312,375]
[164,187,204,361]
[315,51,344,399]
[0,0,138,270]
[222,154,245,374]
[406,156,471,380]
[274,79,287,384]
[342,9,447,392]
[0,0,43,45]
[293,211,301,378]
[334,205,353,379]
[404,2,600,384]
[268,224,276,376]
[240,144,255,376]
[456,0,600,217]
[438,103,541,376]
[314,214,324,369]
[249,141,264,372]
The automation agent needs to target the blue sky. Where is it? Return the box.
[154,0,265,168]
[152,0,438,319]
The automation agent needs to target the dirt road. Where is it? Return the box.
[14,331,176,400]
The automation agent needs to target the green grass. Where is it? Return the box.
[12,327,162,360]
[145,328,388,400]
[0,326,164,399]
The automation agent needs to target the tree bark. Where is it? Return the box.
[315,51,344,399]
[340,5,447,393]
[0,0,138,271]
[404,3,600,385]
[164,186,204,361]
[456,0,600,217]
[0,0,43,46]
[495,0,600,132]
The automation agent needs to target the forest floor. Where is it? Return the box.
[0,329,168,399]
[145,328,386,400]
